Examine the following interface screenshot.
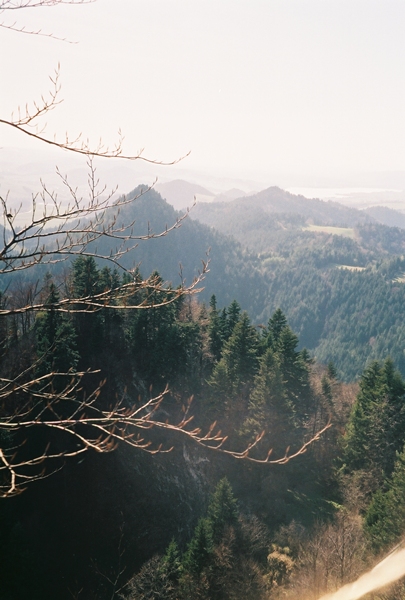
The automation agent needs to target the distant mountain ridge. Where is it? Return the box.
[155,179,214,210]
[364,205,405,229]
[190,186,374,253]
[194,185,374,222]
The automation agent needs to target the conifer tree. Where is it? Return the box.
[207,478,239,543]
[342,359,405,482]
[265,308,288,351]
[225,300,242,340]
[365,446,405,553]
[35,281,79,378]
[162,539,182,583]
[98,266,124,351]
[72,256,101,298]
[242,348,297,451]
[327,361,337,380]
[263,309,311,417]
[208,294,223,362]
[321,375,333,404]
[71,256,103,362]
[183,518,213,576]
[209,311,259,401]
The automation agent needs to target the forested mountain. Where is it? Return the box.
[0,253,338,599]
[191,186,373,251]
[3,251,405,599]
[91,185,405,382]
[5,2,405,599]
[63,186,405,381]
[3,183,405,599]
[88,186,269,318]
[187,187,405,380]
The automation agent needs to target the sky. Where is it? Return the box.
[1,0,405,190]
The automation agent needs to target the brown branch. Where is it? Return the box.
[0,64,188,163]
[0,369,332,497]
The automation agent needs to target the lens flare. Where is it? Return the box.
[318,546,405,600]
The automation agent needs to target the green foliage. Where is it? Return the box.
[327,361,337,379]
[123,554,178,600]
[321,375,333,404]
[342,359,405,482]
[35,282,79,377]
[239,309,313,454]
[72,255,101,298]
[207,478,239,543]
[183,518,214,576]
[263,310,311,417]
[208,294,223,362]
[208,311,260,431]
[129,274,204,389]
[122,479,271,600]
[365,447,405,554]
[162,539,182,583]
[71,256,104,360]
[13,184,405,599]
[209,311,259,398]
[242,347,296,451]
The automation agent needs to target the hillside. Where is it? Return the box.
[88,186,405,381]
[7,184,405,382]
[4,181,405,600]
[188,187,405,380]
[191,186,374,253]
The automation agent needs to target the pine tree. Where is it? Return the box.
[209,311,259,400]
[208,295,223,362]
[327,361,337,380]
[225,300,241,340]
[207,478,239,543]
[321,375,333,404]
[365,446,405,553]
[183,518,213,576]
[242,348,297,452]
[265,308,288,351]
[71,256,103,362]
[162,539,182,583]
[342,359,405,482]
[263,310,311,418]
[35,282,79,378]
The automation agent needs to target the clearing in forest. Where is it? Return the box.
[303,225,356,238]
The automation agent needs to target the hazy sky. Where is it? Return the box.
[2,0,405,185]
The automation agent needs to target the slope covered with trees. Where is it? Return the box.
[0,250,339,598]
[2,249,405,599]
[188,188,405,380]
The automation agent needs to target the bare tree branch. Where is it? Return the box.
[0,368,332,497]
[0,0,96,41]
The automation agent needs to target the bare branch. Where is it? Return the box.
[0,0,96,41]
[0,372,331,497]
[0,157,199,280]
[1,64,188,163]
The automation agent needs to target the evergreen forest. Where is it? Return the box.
[2,181,405,599]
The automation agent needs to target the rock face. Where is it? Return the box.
[4,436,228,600]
